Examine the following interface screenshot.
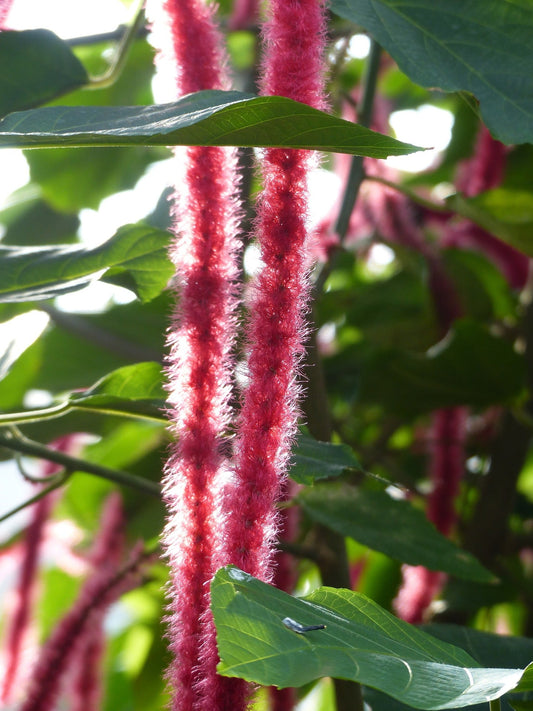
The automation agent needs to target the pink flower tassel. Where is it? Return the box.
[394,408,467,623]
[228,0,260,31]
[0,495,54,705]
[224,0,328,582]
[0,435,81,705]
[19,543,148,711]
[67,492,126,711]
[146,1,243,709]
[444,126,529,289]
[0,0,13,28]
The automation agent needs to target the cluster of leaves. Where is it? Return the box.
[1,1,533,710]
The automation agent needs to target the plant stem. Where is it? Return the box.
[0,431,161,498]
[313,39,382,298]
[365,174,450,214]
[0,472,70,524]
[334,39,382,240]
[489,699,501,711]
[88,0,146,89]
[0,401,167,427]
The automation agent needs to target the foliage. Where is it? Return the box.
[0,1,533,710]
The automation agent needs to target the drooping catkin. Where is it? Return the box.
[146,1,243,708]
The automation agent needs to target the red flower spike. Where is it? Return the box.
[228,0,260,31]
[223,0,328,583]
[394,408,467,623]
[67,492,126,711]
[0,0,13,28]
[0,435,83,706]
[147,1,244,708]
[19,543,148,711]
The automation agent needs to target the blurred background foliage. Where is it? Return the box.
[1,1,533,709]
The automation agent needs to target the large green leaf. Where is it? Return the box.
[298,484,492,582]
[447,190,533,257]
[0,194,80,246]
[0,223,172,304]
[69,362,165,421]
[212,567,533,709]
[24,39,159,211]
[291,433,361,485]
[0,30,88,118]
[365,626,533,711]
[330,0,533,145]
[359,320,526,416]
[0,90,421,156]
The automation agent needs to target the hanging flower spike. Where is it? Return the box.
[224,0,328,582]
[444,125,529,289]
[0,435,83,706]
[0,0,14,28]
[67,492,126,711]
[228,0,260,31]
[19,542,149,711]
[146,1,243,709]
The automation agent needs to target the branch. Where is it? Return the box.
[313,39,382,297]
[88,0,147,89]
[0,430,161,498]
[334,39,382,240]
[365,174,450,214]
[0,472,70,525]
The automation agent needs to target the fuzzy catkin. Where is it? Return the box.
[0,0,13,27]
[67,492,125,711]
[146,1,243,708]
[223,0,328,582]
[19,541,146,711]
[0,436,81,705]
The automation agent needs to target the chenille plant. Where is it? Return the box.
[1,2,533,711]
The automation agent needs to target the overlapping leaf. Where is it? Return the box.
[298,484,492,582]
[291,433,361,485]
[331,0,533,144]
[69,362,165,421]
[359,320,526,416]
[212,567,533,709]
[0,90,421,156]
[0,223,172,304]
[447,189,533,256]
[0,30,88,118]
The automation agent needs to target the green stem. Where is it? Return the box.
[0,401,167,427]
[489,698,501,711]
[0,431,161,498]
[365,174,449,214]
[0,472,70,524]
[88,0,146,89]
[334,39,382,240]
[313,40,382,298]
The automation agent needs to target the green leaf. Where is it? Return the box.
[23,39,160,211]
[447,190,533,257]
[212,567,531,709]
[298,484,493,582]
[442,249,516,322]
[0,90,422,156]
[0,195,80,246]
[69,362,165,421]
[0,223,172,304]
[0,30,88,118]
[359,320,526,416]
[330,0,533,145]
[291,433,361,485]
